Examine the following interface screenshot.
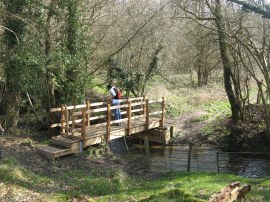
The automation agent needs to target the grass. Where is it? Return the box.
[146,74,232,140]
[0,155,269,201]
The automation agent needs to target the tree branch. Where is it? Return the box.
[89,0,174,75]
[228,0,270,19]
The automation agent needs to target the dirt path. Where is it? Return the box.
[166,110,210,145]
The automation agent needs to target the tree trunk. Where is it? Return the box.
[2,0,27,130]
[45,0,57,110]
[214,0,240,124]
[67,0,78,55]
[258,82,270,143]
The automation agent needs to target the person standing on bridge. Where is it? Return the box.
[107,85,122,125]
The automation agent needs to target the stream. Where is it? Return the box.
[110,138,270,178]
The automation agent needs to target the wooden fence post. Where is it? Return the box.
[61,105,65,135]
[143,95,146,115]
[187,143,192,172]
[82,108,86,147]
[71,105,76,135]
[161,97,165,129]
[217,153,220,173]
[146,99,149,129]
[144,136,151,169]
[64,104,69,135]
[127,101,131,135]
[107,98,111,105]
[170,126,175,139]
[106,103,111,143]
[86,101,90,127]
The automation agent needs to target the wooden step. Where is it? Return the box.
[36,145,74,160]
[51,135,82,151]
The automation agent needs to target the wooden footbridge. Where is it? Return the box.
[37,96,170,160]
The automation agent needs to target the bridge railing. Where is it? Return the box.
[49,96,165,143]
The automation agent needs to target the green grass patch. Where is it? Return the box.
[203,100,230,117]
[190,114,210,123]
[198,100,231,139]
[0,156,269,201]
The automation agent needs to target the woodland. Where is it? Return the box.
[1,0,270,201]
[1,0,270,139]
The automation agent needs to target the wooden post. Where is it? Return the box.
[127,101,131,135]
[161,97,165,129]
[170,126,174,139]
[86,101,90,127]
[144,136,151,169]
[82,108,86,147]
[60,105,65,135]
[187,143,192,172]
[64,104,69,135]
[72,113,75,135]
[71,106,76,135]
[143,95,146,115]
[106,103,111,143]
[217,153,220,173]
[146,99,149,129]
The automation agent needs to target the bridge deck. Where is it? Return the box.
[37,97,168,160]
[80,117,160,145]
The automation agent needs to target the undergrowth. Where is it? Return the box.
[0,155,269,201]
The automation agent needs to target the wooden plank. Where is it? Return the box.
[91,107,108,113]
[131,114,145,120]
[50,119,82,128]
[50,104,86,112]
[90,122,107,128]
[70,142,81,152]
[128,97,143,101]
[148,99,162,104]
[161,97,165,129]
[84,136,103,147]
[72,111,83,116]
[36,145,73,160]
[131,109,143,113]
[50,101,108,113]
[110,118,128,124]
[110,104,128,109]
[110,131,126,140]
[89,115,106,121]
[61,105,65,133]
[73,128,82,132]
[82,109,87,146]
[134,128,170,144]
[106,104,111,142]
[149,111,162,116]
[50,98,145,113]
[130,102,144,107]
[127,101,131,135]
[90,101,107,107]
[143,95,146,115]
[51,136,82,147]
[85,128,106,137]
[65,105,69,135]
[146,99,149,129]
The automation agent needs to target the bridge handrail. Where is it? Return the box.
[50,96,165,142]
[50,97,145,113]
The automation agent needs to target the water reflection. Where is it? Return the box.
[110,138,270,178]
